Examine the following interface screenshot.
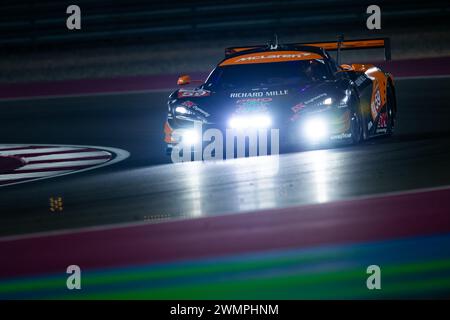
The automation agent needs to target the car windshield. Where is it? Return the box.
[204,59,333,90]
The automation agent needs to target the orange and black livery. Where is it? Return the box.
[164,36,396,155]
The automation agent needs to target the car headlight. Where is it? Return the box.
[303,117,328,142]
[175,106,192,114]
[182,130,200,145]
[228,115,272,129]
[305,97,334,114]
[323,97,333,105]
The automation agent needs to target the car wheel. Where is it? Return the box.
[386,83,395,136]
[350,109,363,144]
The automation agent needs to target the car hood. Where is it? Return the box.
[172,81,343,125]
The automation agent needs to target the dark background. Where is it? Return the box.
[2,0,450,49]
[1,1,450,83]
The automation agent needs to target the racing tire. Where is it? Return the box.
[386,82,395,136]
[350,108,363,144]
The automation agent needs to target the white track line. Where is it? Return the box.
[0,144,129,188]
[23,151,110,161]
[0,145,33,151]
[0,147,82,156]
[0,171,72,181]
[16,159,109,171]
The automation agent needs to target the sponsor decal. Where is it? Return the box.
[370,84,382,120]
[304,93,327,105]
[378,112,387,128]
[330,133,352,140]
[178,89,211,98]
[231,92,264,98]
[291,103,305,113]
[266,90,288,97]
[192,105,210,117]
[220,50,323,66]
[236,105,268,114]
[177,100,210,117]
[236,98,272,114]
[230,90,288,98]
[236,98,272,104]
[376,128,387,134]
[236,53,313,62]
[355,75,367,87]
[181,100,196,108]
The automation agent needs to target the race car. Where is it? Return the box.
[163,36,396,160]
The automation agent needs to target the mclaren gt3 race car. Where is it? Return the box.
[163,37,397,159]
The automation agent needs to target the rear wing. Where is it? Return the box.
[225,37,391,61]
[296,38,391,61]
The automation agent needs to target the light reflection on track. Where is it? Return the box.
[1,78,450,236]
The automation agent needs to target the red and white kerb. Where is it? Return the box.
[0,144,129,187]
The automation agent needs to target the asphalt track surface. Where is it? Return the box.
[1,77,450,237]
[2,76,450,299]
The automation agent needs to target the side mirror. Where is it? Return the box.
[177,75,191,85]
[339,64,354,71]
